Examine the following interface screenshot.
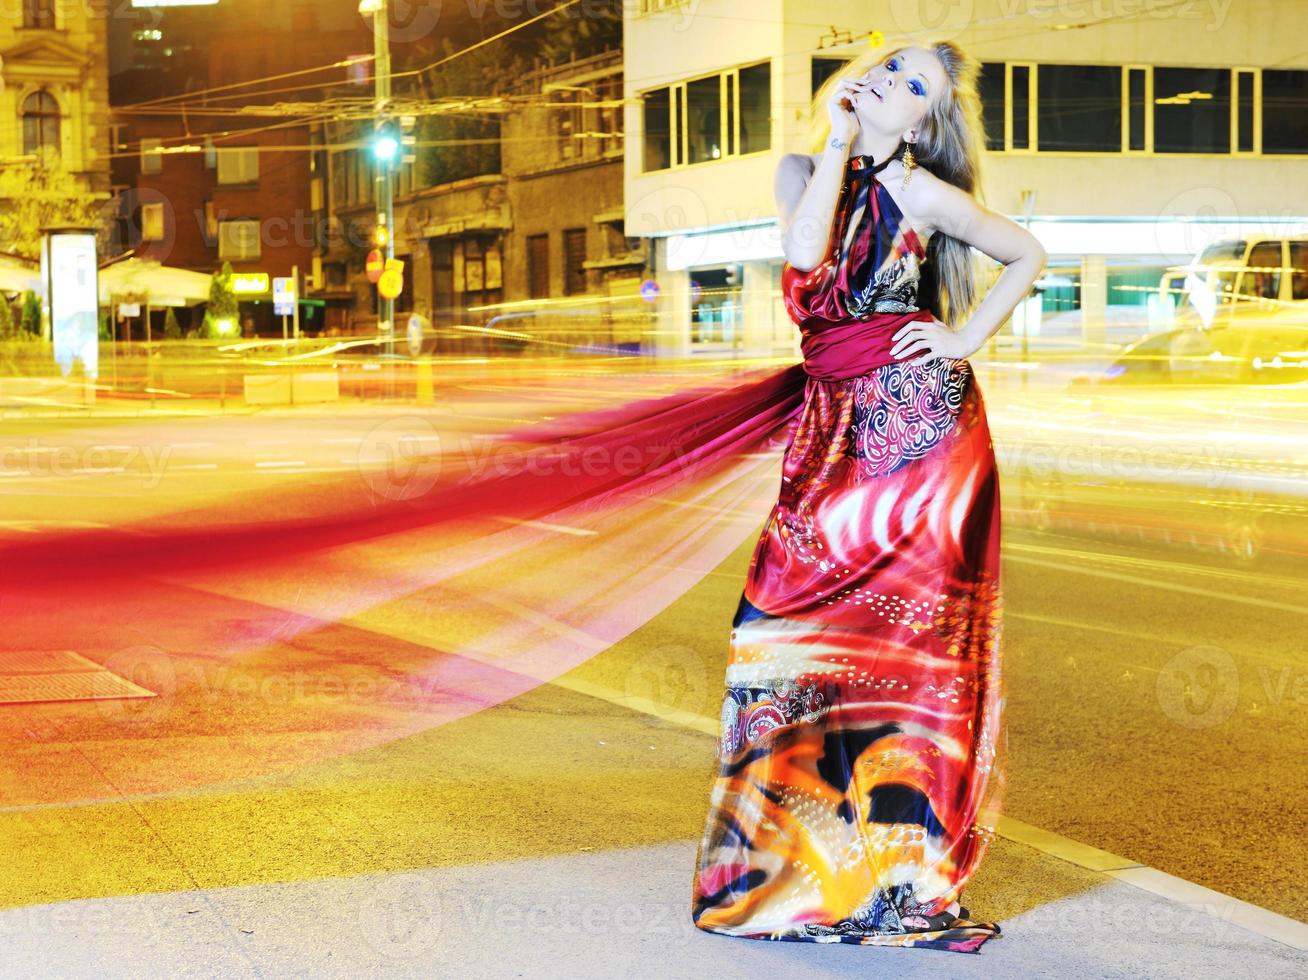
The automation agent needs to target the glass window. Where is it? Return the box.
[1038,65,1121,152]
[217,147,259,185]
[218,220,261,261]
[1244,241,1282,301]
[642,88,671,171]
[690,265,742,345]
[979,63,1004,151]
[1289,242,1308,300]
[22,91,59,156]
[738,62,770,155]
[686,75,721,164]
[140,136,163,174]
[563,227,587,295]
[1154,66,1230,153]
[23,0,54,29]
[140,203,165,242]
[1263,69,1308,154]
[1010,65,1030,150]
[725,73,735,156]
[811,57,851,97]
[1127,68,1147,151]
[1235,70,1255,152]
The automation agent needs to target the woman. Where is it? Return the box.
[690,41,1047,952]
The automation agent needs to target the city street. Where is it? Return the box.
[0,354,1305,975]
[4,0,1308,974]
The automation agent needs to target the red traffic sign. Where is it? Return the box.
[365,249,384,284]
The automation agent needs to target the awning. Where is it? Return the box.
[98,258,214,307]
[0,255,40,295]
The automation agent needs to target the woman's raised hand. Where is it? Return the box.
[827,73,872,144]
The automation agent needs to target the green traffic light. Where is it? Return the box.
[373,134,399,162]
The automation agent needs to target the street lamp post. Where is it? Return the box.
[361,0,395,390]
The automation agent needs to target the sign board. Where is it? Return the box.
[42,229,99,381]
[231,272,270,295]
[273,277,295,304]
[407,313,428,357]
[640,279,660,303]
[365,249,384,284]
[118,303,141,318]
[377,258,405,301]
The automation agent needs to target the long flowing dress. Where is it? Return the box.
[690,151,1007,953]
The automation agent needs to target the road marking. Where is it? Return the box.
[254,461,306,469]
[1006,549,1308,616]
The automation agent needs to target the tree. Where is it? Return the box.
[0,295,14,339]
[163,306,182,339]
[20,291,41,338]
[0,157,102,260]
[202,262,239,339]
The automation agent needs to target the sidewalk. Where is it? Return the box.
[0,829,1303,978]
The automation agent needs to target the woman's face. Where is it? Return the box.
[848,47,948,140]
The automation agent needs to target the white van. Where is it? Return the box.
[1177,236,1308,328]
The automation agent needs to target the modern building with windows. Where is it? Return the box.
[625,0,1308,355]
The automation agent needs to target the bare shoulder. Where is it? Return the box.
[904,165,980,226]
[774,153,819,220]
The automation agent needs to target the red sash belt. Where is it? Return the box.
[799,308,936,382]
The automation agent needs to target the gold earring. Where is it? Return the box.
[901,142,917,191]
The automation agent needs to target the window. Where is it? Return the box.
[563,227,586,295]
[527,233,549,299]
[559,91,580,160]
[811,57,851,97]
[689,265,742,345]
[738,61,771,154]
[596,75,623,155]
[686,75,721,164]
[643,88,671,171]
[1126,67,1148,151]
[141,203,165,241]
[643,60,770,171]
[21,91,59,156]
[1263,69,1308,154]
[217,147,259,184]
[1290,242,1308,301]
[1038,65,1121,152]
[1154,67,1230,153]
[1234,69,1256,153]
[1244,241,1282,301]
[1010,65,1032,150]
[140,136,163,174]
[23,0,54,29]
[979,63,1005,151]
[218,219,261,261]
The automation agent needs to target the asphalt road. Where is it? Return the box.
[0,357,1303,931]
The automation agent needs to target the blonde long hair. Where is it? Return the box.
[807,40,988,329]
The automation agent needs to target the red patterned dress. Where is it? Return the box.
[691,151,1007,953]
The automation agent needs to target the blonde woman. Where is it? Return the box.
[691,40,1046,952]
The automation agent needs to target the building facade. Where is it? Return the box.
[0,0,111,195]
[314,48,634,350]
[625,0,1308,355]
[107,0,371,335]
